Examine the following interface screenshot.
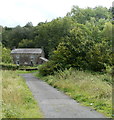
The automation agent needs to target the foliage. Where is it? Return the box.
[0,63,19,70]
[86,41,112,71]
[34,17,75,57]
[38,61,58,76]
[2,70,43,118]
[67,6,111,24]
[2,47,13,63]
[18,39,35,48]
[36,68,112,117]
[2,25,35,49]
[102,22,112,41]
[51,42,73,69]
[39,21,112,73]
[2,6,112,73]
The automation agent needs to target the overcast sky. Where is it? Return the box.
[0,0,113,27]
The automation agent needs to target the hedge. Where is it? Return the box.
[0,63,19,70]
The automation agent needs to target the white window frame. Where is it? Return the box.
[16,55,20,59]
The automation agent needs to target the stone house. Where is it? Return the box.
[11,48,48,66]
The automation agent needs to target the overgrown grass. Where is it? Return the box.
[2,70,43,118]
[35,68,112,117]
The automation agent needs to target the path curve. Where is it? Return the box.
[20,73,106,118]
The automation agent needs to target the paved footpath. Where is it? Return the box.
[21,73,106,118]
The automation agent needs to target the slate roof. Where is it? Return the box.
[11,48,42,54]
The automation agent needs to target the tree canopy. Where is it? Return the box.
[2,6,113,73]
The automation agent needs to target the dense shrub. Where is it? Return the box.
[0,63,19,70]
[2,47,13,63]
[39,61,59,76]
[86,41,112,72]
[39,22,112,75]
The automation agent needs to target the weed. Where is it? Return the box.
[36,68,112,117]
[2,70,43,118]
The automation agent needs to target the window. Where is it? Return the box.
[16,60,19,65]
[16,55,20,59]
[30,55,34,59]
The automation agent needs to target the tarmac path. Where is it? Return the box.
[20,73,106,118]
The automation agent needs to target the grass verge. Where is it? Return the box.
[35,68,112,118]
[2,70,43,118]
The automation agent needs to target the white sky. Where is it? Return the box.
[0,0,113,27]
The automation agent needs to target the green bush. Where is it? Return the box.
[104,64,112,75]
[86,41,112,72]
[1,47,13,63]
[0,63,19,70]
[39,61,59,76]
